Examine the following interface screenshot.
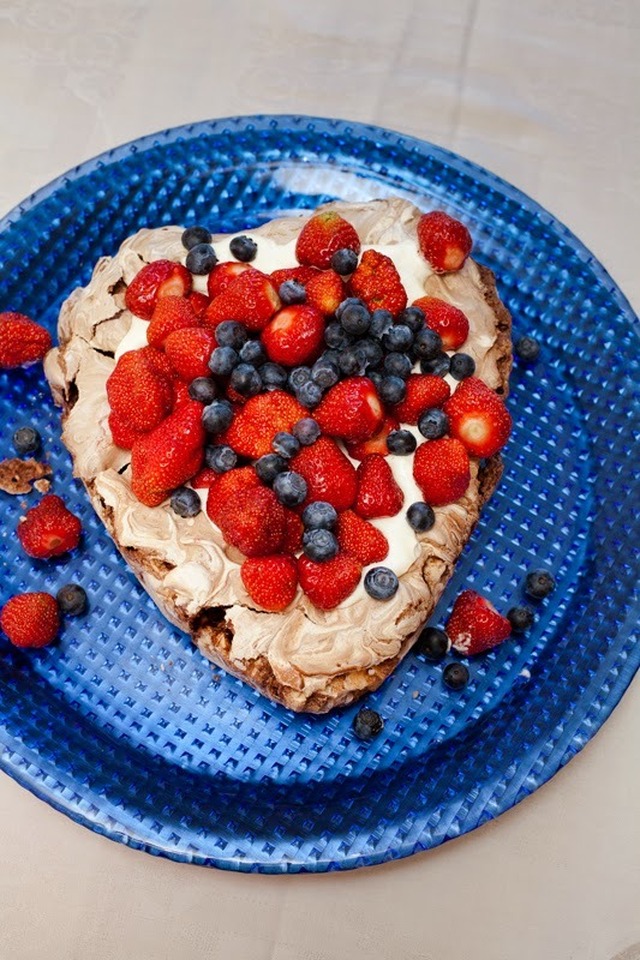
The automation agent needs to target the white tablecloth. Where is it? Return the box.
[1,3,639,958]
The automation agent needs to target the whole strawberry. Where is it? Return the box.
[125,260,192,320]
[130,399,206,506]
[207,261,253,298]
[350,250,407,315]
[336,510,389,564]
[220,391,306,459]
[298,553,362,610]
[443,377,512,458]
[164,327,217,381]
[1,592,60,648]
[0,312,52,369]
[18,494,82,559]
[412,297,469,350]
[241,554,298,611]
[355,454,404,519]
[391,374,451,425]
[314,377,384,443]
[205,466,261,525]
[413,437,470,506]
[217,487,285,557]
[446,590,511,654]
[205,270,280,331]
[417,211,473,273]
[106,346,174,433]
[146,295,200,348]
[304,270,345,315]
[295,211,360,270]
[291,437,358,511]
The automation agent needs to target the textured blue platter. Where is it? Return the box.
[0,115,638,873]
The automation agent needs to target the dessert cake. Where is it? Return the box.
[45,198,512,713]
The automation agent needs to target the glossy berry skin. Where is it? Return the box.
[302,528,339,562]
[229,235,258,262]
[364,566,399,600]
[205,444,238,474]
[188,377,217,404]
[449,353,476,381]
[398,306,425,332]
[386,429,416,456]
[443,662,470,691]
[331,248,358,275]
[418,407,449,440]
[383,352,413,379]
[56,583,88,617]
[406,501,436,533]
[182,225,212,250]
[302,500,338,530]
[524,569,556,599]
[413,326,443,360]
[0,592,60,648]
[214,321,248,349]
[340,302,371,337]
[369,309,394,340]
[420,352,451,377]
[273,471,308,507]
[170,486,202,517]
[353,707,384,741]
[230,363,262,397]
[209,346,239,376]
[293,418,321,446]
[382,324,413,352]
[311,358,339,390]
[272,431,300,459]
[202,400,233,434]
[13,426,41,455]
[261,362,288,390]
[515,335,540,363]
[239,339,267,366]
[279,280,306,305]
[186,243,218,275]
[378,376,406,405]
[507,605,535,633]
[417,626,449,661]
[296,381,323,408]
[255,453,288,485]
[324,321,351,350]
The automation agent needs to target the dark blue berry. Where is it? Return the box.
[302,528,339,562]
[338,347,366,378]
[398,305,425,332]
[340,302,371,337]
[507,605,535,633]
[382,323,414,352]
[272,431,300,459]
[229,235,257,262]
[186,243,218,275]
[324,321,351,349]
[311,358,339,390]
[302,500,337,530]
[406,501,435,532]
[255,453,287,484]
[364,566,399,600]
[214,321,248,349]
[170,486,202,517]
[353,707,384,741]
[56,583,88,616]
[443,662,469,691]
[386,429,416,455]
[181,225,211,250]
[413,327,443,360]
[188,377,217,403]
[330,248,358,275]
[288,366,311,391]
[378,376,406,405]
[420,352,451,377]
[354,338,384,371]
[293,418,321,445]
[273,471,308,507]
[336,297,366,319]
[230,363,262,397]
[320,348,341,367]
[239,339,266,366]
[368,371,385,393]
[13,426,41,455]
[418,407,449,439]
[515,335,540,363]
[261,362,288,389]
[524,569,556,599]
[296,380,323,408]
[369,309,394,340]
[449,352,475,380]
[383,352,413,379]
[417,626,449,661]
[205,444,237,473]
[209,346,239,376]
[202,399,233,434]
[279,279,306,305]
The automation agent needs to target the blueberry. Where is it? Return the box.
[202,399,233,434]
[302,528,339,562]
[279,279,306,305]
[443,662,470,691]
[272,431,300,459]
[324,321,351,349]
[288,366,311,391]
[383,352,413,379]
[209,346,239,376]
[293,418,321,445]
[417,625,449,661]
[406,501,435,532]
[13,426,41,455]
[261,362,288,389]
[186,243,218,275]
[338,347,366,378]
[382,323,414,352]
[378,376,406,405]
[368,371,385,393]
[56,583,88,617]
[524,569,556,599]
[369,309,394,340]
[340,302,371,337]
[214,321,248,349]
[302,500,337,530]
[311,358,339,390]
[449,352,476,380]
[413,327,443,360]
[255,453,287,484]
[418,407,449,440]
[398,305,425,332]
[353,707,384,741]
[188,377,217,404]
[296,380,323,408]
[181,225,212,250]
[330,248,358,275]
[170,486,202,518]
[515,335,541,363]
[336,297,366,319]
[229,235,258,262]
[420,352,451,377]
[387,429,417,455]
[354,338,383,370]
[320,348,341,367]
[273,471,308,507]
[364,566,399,600]
[230,363,262,397]
[205,444,238,473]
[507,605,535,633]
[239,339,266,366]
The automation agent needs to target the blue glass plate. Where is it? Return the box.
[0,115,638,873]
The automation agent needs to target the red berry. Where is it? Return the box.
[413,437,470,506]
[336,510,389,565]
[314,377,384,443]
[298,553,362,610]
[187,290,211,318]
[391,374,451,425]
[146,295,200,348]
[291,437,358,511]
[446,589,511,655]
[443,377,512,458]
[164,326,217,381]
[345,414,399,460]
[1,592,60,648]
[217,486,285,557]
[205,466,261,525]
[295,211,360,270]
[241,554,298,611]
[207,261,254,298]
[106,347,174,433]
[204,270,280,331]
[281,509,304,554]
[192,466,222,489]
[305,270,345,315]
[17,494,82,559]
[130,400,205,507]
[0,312,52,369]
[220,391,306,459]
[125,260,192,320]
[412,296,469,350]
[172,378,192,410]
[350,249,407,315]
[270,265,319,288]
[108,411,144,449]
[354,454,404,519]
[417,211,473,273]
[261,304,325,366]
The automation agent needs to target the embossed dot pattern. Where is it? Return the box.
[0,116,638,872]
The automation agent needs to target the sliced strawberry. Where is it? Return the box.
[0,592,60,648]
[295,211,360,270]
[146,295,200,348]
[108,411,145,449]
[164,327,217,381]
[0,312,52,368]
[413,437,470,506]
[204,270,280,331]
[412,296,469,350]
[417,211,472,273]
[314,377,384,443]
[391,374,451,425]
[345,415,399,460]
[291,437,358,511]
[305,270,345,315]
[443,377,512,458]
[130,400,205,507]
[125,260,192,320]
[446,589,511,655]
[298,553,362,610]
[187,290,211,318]
[282,509,304,554]
[270,265,319,288]
[17,494,82,559]
[350,249,407,315]
[261,305,325,366]
[205,466,261,525]
[106,347,174,433]
[207,261,254,298]
[220,391,306,459]
[241,554,298,611]
[354,454,404,519]
[217,486,285,557]
[336,510,389,564]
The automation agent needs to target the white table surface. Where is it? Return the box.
[1,3,639,959]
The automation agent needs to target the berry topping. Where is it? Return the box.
[164,327,217,381]
[382,323,414,353]
[338,299,371,337]
[255,453,288,485]
[17,494,82,559]
[205,270,280,331]
[524,569,556,599]
[0,312,52,369]
[182,225,212,250]
[282,509,304,554]
[295,211,360,270]
[383,352,413,379]
[412,296,469,350]
[292,417,321,446]
[208,345,239,377]
[108,413,143,450]
[0,592,60,648]
[302,528,339,562]
[146,295,200,348]
[278,279,307,305]
[298,553,362,610]
[417,407,449,440]
[186,243,218,275]
[188,377,217,404]
[337,510,389,565]
[205,444,238,474]
[311,356,339,391]
[386,429,417,456]
[417,211,473,273]
[202,399,234,434]
[13,426,41,456]
[239,339,267,366]
[345,414,399,460]
[130,400,206,507]
[187,291,211,318]
[56,583,88,617]
[217,486,285,557]
[220,390,306,459]
[397,305,426,332]
[270,265,319,289]
[515,335,540,363]
[205,466,261,526]
[229,235,258,262]
[446,589,511,655]
[330,248,359,275]
[412,326,444,361]
[295,380,323,409]
[355,454,404,519]
[261,304,325,366]
[449,352,476,381]
[229,363,263,398]
[214,320,248,349]
[170,486,202,517]
[364,566,399,600]
[207,261,253,298]
[314,377,384,443]
[417,625,449,660]
[302,500,338,530]
[350,249,408,315]
[241,554,298,611]
[106,347,174,434]
[273,471,308,508]
[443,662,470,691]
[420,352,451,377]
[261,361,288,390]
[352,707,384,741]
[291,436,358,511]
[406,501,435,534]
[443,377,512,458]
[369,308,394,340]
[378,376,406,406]
[125,260,192,320]
[305,270,345,315]
[413,437,470,506]
[507,605,535,633]
[272,431,300,459]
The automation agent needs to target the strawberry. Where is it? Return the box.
[345,414,399,460]
[207,261,254,298]
[336,510,389,564]
[204,270,280,331]
[291,437,358,511]
[391,374,451,425]
[417,211,473,273]
[270,265,319,288]
[446,589,511,655]
[0,592,60,648]
[192,466,221,489]
[172,378,192,409]
[147,295,200,347]
[109,411,144,449]
[412,296,469,350]
[187,290,211,318]
[125,259,192,320]
[443,377,512,458]
[298,553,362,610]
[261,305,325,366]
[17,494,82,559]
[295,211,360,270]
[220,391,306,459]
[305,270,345,315]
[0,312,52,369]
[205,466,261,525]
[314,377,384,442]
[282,509,304,554]
[106,347,174,433]
[241,554,298,611]
[349,250,407,315]
[413,437,470,506]
[164,327,217,381]
[354,454,404,519]
[130,400,205,507]
[217,486,285,557]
